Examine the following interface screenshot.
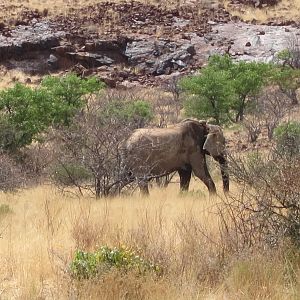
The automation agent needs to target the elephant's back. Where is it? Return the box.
[124,127,189,174]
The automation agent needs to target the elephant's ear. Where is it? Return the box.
[203,125,225,157]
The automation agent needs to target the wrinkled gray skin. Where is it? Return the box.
[121,119,229,195]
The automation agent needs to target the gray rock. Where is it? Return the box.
[0,21,65,61]
[125,39,195,76]
[66,52,114,67]
[47,54,59,69]
[200,22,300,64]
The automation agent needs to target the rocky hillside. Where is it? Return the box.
[0,0,299,88]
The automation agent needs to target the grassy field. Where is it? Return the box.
[0,181,300,299]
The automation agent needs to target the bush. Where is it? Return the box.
[52,163,93,186]
[70,246,161,279]
[52,95,153,198]
[0,74,105,152]
[0,204,12,219]
[274,122,300,158]
[224,150,300,250]
[0,153,25,192]
[102,100,153,128]
[181,55,271,124]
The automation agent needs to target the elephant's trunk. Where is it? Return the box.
[214,155,229,193]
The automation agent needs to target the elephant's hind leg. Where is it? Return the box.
[178,165,192,191]
[190,154,216,194]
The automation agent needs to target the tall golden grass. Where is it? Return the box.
[0,180,300,299]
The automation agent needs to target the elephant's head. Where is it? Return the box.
[203,124,229,193]
[203,124,226,157]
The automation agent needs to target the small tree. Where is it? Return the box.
[181,65,234,124]
[181,55,271,124]
[242,114,263,143]
[40,73,105,125]
[229,61,270,122]
[0,74,104,152]
[276,35,300,69]
[52,97,153,198]
[259,88,292,139]
[270,66,300,105]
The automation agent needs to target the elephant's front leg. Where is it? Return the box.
[190,154,216,194]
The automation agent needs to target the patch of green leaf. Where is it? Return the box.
[0,203,12,219]
[70,245,161,280]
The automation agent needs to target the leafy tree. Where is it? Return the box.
[203,55,271,122]
[181,55,271,124]
[181,65,234,124]
[270,66,300,105]
[40,74,105,125]
[0,84,51,150]
[0,74,105,152]
[229,61,271,122]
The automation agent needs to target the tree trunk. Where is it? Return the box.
[95,178,101,199]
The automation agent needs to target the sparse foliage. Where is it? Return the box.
[259,89,292,139]
[0,153,25,192]
[242,114,263,143]
[224,146,300,250]
[52,96,153,198]
[274,121,300,158]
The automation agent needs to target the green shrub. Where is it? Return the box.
[181,55,271,124]
[181,65,234,125]
[101,100,153,127]
[274,122,300,158]
[0,204,12,220]
[0,74,105,152]
[52,163,93,186]
[70,246,161,279]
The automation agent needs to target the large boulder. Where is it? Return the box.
[0,21,65,61]
[125,39,195,75]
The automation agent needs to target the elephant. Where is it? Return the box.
[120,119,229,195]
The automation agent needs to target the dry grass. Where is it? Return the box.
[0,68,41,89]
[0,178,300,299]
[224,0,300,22]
